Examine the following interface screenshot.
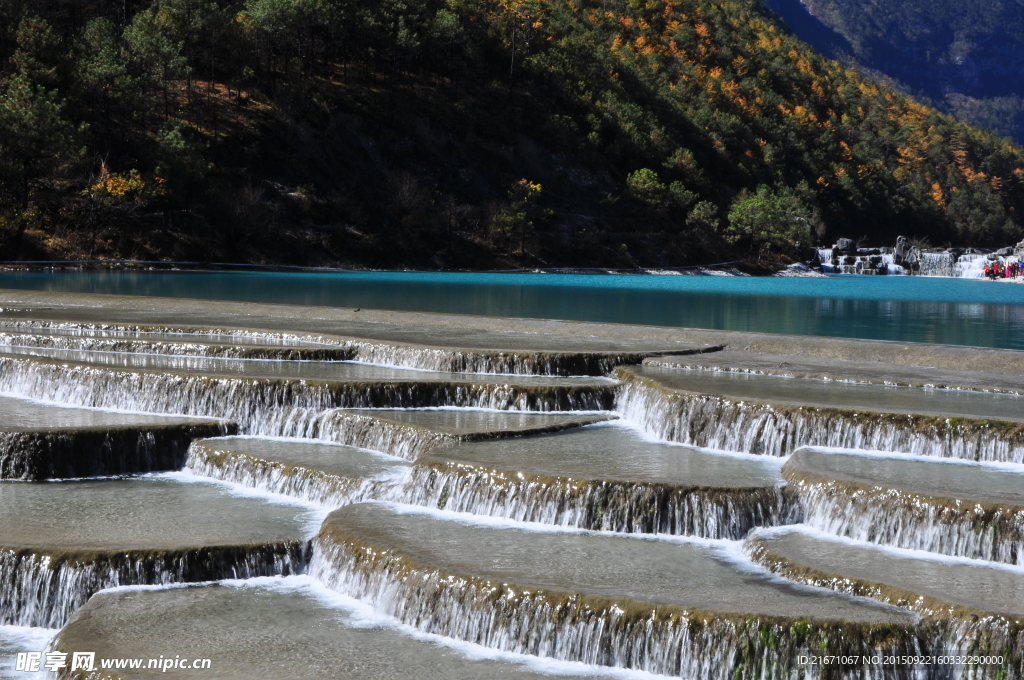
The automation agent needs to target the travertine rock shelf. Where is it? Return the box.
[0,290,1019,680]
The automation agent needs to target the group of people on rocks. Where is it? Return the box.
[984,261,1021,279]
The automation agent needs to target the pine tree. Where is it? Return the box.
[0,73,77,236]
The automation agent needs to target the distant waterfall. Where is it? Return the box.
[918,252,957,277]
[816,248,1009,278]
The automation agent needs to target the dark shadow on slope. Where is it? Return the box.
[762,0,856,63]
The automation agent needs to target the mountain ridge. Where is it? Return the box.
[763,0,1024,143]
[0,0,1022,269]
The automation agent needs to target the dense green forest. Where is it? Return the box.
[1,0,1024,269]
[765,0,1024,144]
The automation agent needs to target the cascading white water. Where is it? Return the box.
[400,462,797,539]
[614,373,1024,463]
[309,411,456,460]
[0,320,656,376]
[745,539,1024,676]
[346,341,658,377]
[818,250,907,275]
[815,248,1013,278]
[955,253,990,278]
[0,356,613,437]
[184,441,402,507]
[0,543,308,628]
[790,480,1024,565]
[918,253,957,277]
[309,531,924,680]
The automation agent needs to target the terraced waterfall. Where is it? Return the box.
[0,293,1022,680]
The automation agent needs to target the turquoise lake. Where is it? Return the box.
[2,271,1023,349]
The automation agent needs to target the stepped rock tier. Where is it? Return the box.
[313,503,916,678]
[616,366,1024,461]
[0,476,313,628]
[186,437,411,506]
[746,527,1024,620]
[52,578,608,680]
[0,352,615,435]
[0,344,617,386]
[647,351,1024,394]
[746,528,1024,675]
[313,408,612,460]
[0,394,230,480]
[0,324,355,361]
[784,447,1024,564]
[7,288,1024,373]
[2,289,1024,678]
[0,293,721,376]
[405,422,791,537]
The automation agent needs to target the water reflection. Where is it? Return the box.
[1,271,1023,349]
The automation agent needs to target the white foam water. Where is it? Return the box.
[0,626,55,680]
[0,356,612,437]
[224,575,678,680]
[614,372,1024,463]
[401,463,794,539]
[791,479,1024,565]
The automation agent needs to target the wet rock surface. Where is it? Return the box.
[315,502,910,623]
[0,476,315,627]
[7,288,1024,374]
[620,364,1024,421]
[785,447,1024,507]
[185,437,409,506]
[647,350,1024,394]
[784,448,1024,564]
[0,293,1020,678]
[0,395,230,480]
[310,503,921,678]
[747,527,1024,618]
[404,423,791,537]
[615,366,1024,462]
[53,579,608,680]
[315,409,613,460]
[0,476,313,551]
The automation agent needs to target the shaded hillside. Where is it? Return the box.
[763,0,1024,143]
[1,0,1024,270]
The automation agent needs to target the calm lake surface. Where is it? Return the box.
[2,271,1023,349]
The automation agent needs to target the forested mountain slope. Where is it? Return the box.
[764,0,1024,144]
[1,0,1023,269]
